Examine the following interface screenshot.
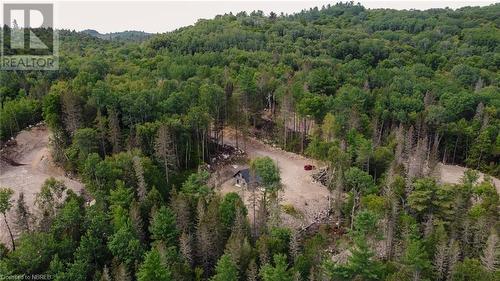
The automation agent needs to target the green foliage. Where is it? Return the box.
[1,3,499,280]
[451,258,496,281]
[250,157,281,190]
[3,233,58,274]
[345,167,375,193]
[408,178,453,220]
[402,238,431,280]
[0,187,14,215]
[219,192,247,232]
[0,97,41,141]
[260,254,292,281]
[137,249,172,281]
[211,254,238,281]
[107,224,144,267]
[180,171,211,199]
[149,206,178,246]
[325,237,384,281]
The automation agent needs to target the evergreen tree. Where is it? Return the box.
[403,238,432,281]
[260,254,293,281]
[211,254,239,281]
[13,192,31,234]
[137,249,172,281]
[481,230,499,272]
[0,187,15,250]
[149,206,178,247]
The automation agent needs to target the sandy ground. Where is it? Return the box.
[0,125,84,246]
[438,163,500,193]
[218,129,331,229]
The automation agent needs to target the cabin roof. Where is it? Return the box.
[233,168,261,184]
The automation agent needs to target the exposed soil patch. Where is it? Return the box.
[0,124,84,245]
[438,163,500,193]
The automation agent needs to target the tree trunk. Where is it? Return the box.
[350,190,358,230]
[3,213,15,250]
[164,155,169,184]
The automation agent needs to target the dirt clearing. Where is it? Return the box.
[438,163,500,193]
[0,124,84,246]
[218,129,331,229]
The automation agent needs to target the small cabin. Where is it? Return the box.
[233,168,261,188]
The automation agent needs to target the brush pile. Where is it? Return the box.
[311,166,330,186]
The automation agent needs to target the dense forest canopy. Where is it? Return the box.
[0,2,499,281]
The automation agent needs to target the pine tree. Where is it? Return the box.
[196,196,224,274]
[331,236,383,281]
[481,230,499,272]
[113,262,132,281]
[61,91,82,135]
[260,254,293,281]
[267,192,282,229]
[211,254,239,281]
[95,109,108,155]
[132,156,147,202]
[0,187,15,250]
[136,249,172,281]
[13,192,31,234]
[100,265,112,281]
[246,259,258,281]
[149,206,179,247]
[155,123,177,184]
[466,129,492,169]
[433,237,448,281]
[130,200,146,243]
[446,239,460,281]
[108,107,122,153]
[225,226,253,275]
[257,235,270,266]
[179,231,194,266]
[170,191,191,233]
[404,238,431,281]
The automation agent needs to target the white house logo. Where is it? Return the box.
[1,3,58,70]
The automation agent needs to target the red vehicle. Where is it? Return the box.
[304,164,315,171]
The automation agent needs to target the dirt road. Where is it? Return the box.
[0,125,84,246]
[219,129,330,228]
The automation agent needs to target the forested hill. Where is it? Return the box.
[81,29,152,42]
[146,2,500,177]
[0,2,499,281]
[149,3,500,54]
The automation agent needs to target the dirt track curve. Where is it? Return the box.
[0,125,84,246]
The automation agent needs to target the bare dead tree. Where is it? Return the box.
[132,156,147,202]
[108,107,122,153]
[170,191,191,233]
[434,238,448,281]
[446,239,460,281]
[130,200,145,242]
[481,229,499,272]
[13,192,31,235]
[61,91,82,135]
[95,109,108,155]
[154,123,177,184]
[179,231,194,266]
[382,166,398,260]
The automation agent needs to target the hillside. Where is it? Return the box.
[81,29,152,42]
